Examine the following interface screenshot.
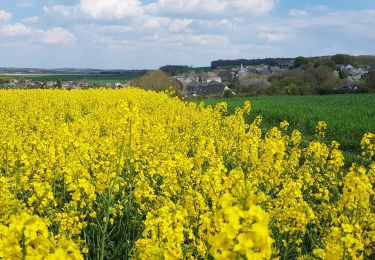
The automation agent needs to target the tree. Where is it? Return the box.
[331,54,355,65]
[131,70,180,93]
[159,65,189,76]
[365,71,375,90]
[238,74,268,95]
[306,66,338,86]
[57,79,62,89]
[267,76,312,95]
[293,56,309,68]
[314,57,336,70]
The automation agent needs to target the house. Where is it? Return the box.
[269,66,286,75]
[255,66,271,75]
[175,75,196,87]
[218,71,233,82]
[186,80,226,98]
[336,64,345,71]
[206,76,222,83]
[340,81,365,92]
[277,61,291,69]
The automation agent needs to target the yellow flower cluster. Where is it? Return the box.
[279,120,289,130]
[0,212,81,259]
[0,88,373,259]
[361,132,375,159]
[316,120,328,138]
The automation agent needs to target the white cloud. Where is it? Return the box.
[0,23,32,36]
[0,10,12,21]
[288,9,307,17]
[22,16,39,23]
[286,9,375,39]
[168,19,193,32]
[257,32,291,42]
[79,0,143,19]
[97,25,134,33]
[134,15,170,29]
[145,0,276,18]
[0,22,77,45]
[38,27,77,45]
[189,34,229,46]
[46,0,275,20]
[43,5,76,18]
[132,15,192,31]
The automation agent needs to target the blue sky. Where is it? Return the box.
[0,0,374,69]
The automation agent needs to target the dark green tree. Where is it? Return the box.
[365,71,375,89]
[314,57,336,70]
[331,54,355,65]
[293,56,309,68]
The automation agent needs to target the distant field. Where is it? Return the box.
[0,72,146,84]
[201,94,375,159]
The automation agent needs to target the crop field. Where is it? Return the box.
[0,89,374,259]
[0,72,146,84]
[203,94,375,154]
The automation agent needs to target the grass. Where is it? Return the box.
[200,94,375,165]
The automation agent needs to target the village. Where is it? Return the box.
[0,58,373,98]
[0,79,127,90]
[173,61,372,98]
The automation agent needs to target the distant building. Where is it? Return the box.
[269,66,287,75]
[186,80,227,98]
[277,61,291,69]
[206,76,222,83]
[218,71,233,82]
[341,81,365,92]
[255,66,271,75]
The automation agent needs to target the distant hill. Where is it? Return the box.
[211,55,375,69]
[159,65,190,76]
[0,67,147,75]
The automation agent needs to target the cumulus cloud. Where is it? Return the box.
[43,5,77,18]
[257,32,291,42]
[132,15,192,32]
[189,34,229,46]
[168,19,193,32]
[78,0,142,19]
[45,0,275,20]
[22,16,39,23]
[96,25,134,33]
[0,10,12,21]
[145,0,276,18]
[0,23,32,36]
[0,22,77,45]
[38,27,77,45]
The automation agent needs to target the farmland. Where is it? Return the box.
[0,89,374,259]
[202,94,375,155]
[0,71,146,84]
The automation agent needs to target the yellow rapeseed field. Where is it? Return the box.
[0,88,374,259]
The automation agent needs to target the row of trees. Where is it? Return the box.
[233,55,374,96]
[294,54,375,69]
[211,58,293,68]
